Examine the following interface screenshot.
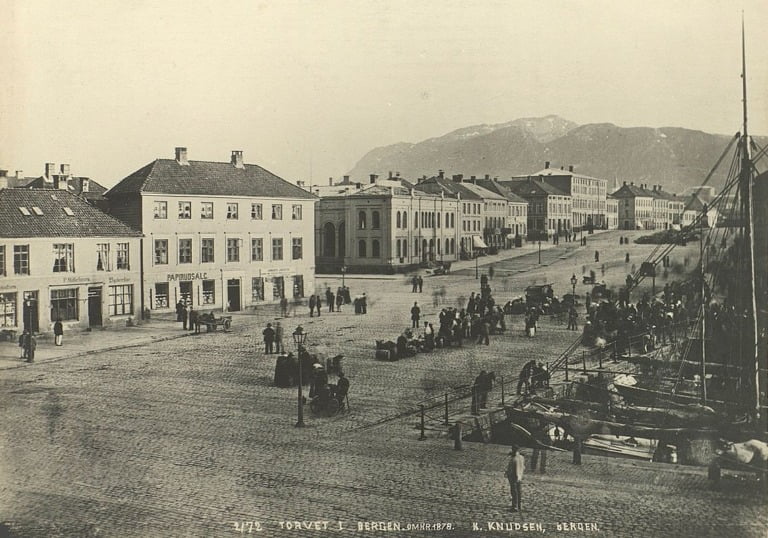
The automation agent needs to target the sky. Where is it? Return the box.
[1,0,766,188]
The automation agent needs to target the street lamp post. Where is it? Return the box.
[24,297,35,362]
[475,252,479,280]
[341,266,346,288]
[538,239,542,264]
[293,326,308,427]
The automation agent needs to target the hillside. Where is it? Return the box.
[348,116,763,194]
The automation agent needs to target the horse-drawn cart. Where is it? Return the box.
[199,313,232,332]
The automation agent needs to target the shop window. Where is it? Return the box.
[0,292,16,327]
[108,285,133,316]
[202,280,216,305]
[154,283,169,308]
[251,278,264,302]
[272,276,284,299]
[50,288,78,321]
[293,275,304,298]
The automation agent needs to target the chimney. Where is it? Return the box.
[396,171,400,177]
[568,165,574,172]
[369,174,378,184]
[15,170,23,180]
[60,163,71,177]
[452,174,460,181]
[417,177,424,184]
[630,182,634,186]
[560,166,564,170]
[544,161,550,169]
[231,150,244,168]
[54,175,68,190]
[0,170,7,178]
[623,181,627,186]
[328,177,333,186]
[470,175,476,180]
[388,171,393,179]
[438,170,444,179]
[81,178,90,193]
[484,174,490,180]
[343,175,350,184]
[0,171,7,190]
[45,163,56,181]
[175,147,189,165]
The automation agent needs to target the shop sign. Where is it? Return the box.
[167,272,208,282]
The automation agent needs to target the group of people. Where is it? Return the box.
[273,344,351,410]
[310,287,365,316]
[261,322,285,354]
[175,300,202,333]
[410,275,424,293]
[516,359,550,395]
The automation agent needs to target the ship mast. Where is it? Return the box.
[739,16,760,420]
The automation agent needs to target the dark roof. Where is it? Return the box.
[107,159,316,199]
[24,176,107,200]
[501,178,569,198]
[414,177,493,200]
[0,188,142,238]
[611,183,654,198]
[475,179,528,204]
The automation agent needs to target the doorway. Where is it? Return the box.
[88,287,102,327]
[22,291,39,333]
[227,279,241,312]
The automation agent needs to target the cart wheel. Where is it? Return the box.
[310,397,322,415]
[326,398,340,416]
[224,319,231,331]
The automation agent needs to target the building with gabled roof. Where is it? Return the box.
[475,178,529,246]
[611,181,655,230]
[499,176,571,238]
[315,178,461,273]
[0,188,142,334]
[106,147,317,313]
[0,164,109,209]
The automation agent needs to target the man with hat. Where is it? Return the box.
[505,445,525,512]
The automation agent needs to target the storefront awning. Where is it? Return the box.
[472,235,488,249]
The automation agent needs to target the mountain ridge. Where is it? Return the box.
[348,116,763,194]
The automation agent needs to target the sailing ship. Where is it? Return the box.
[505,21,767,463]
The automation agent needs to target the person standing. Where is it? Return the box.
[336,293,344,312]
[361,293,367,314]
[411,275,418,293]
[181,304,189,330]
[567,306,578,331]
[188,308,197,333]
[477,318,490,345]
[411,302,421,328]
[418,276,424,293]
[263,323,276,354]
[280,297,289,317]
[53,318,64,346]
[274,322,284,354]
[309,295,316,317]
[506,446,525,512]
[314,294,322,317]
[25,333,37,362]
[594,250,599,263]
[176,300,185,324]
[18,330,28,359]
[327,289,335,312]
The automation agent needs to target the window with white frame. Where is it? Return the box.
[154,239,168,265]
[251,203,263,220]
[178,239,192,264]
[13,245,29,275]
[153,201,167,219]
[226,203,239,219]
[202,280,216,304]
[292,237,303,260]
[272,238,283,261]
[292,204,302,220]
[252,277,264,301]
[96,243,111,271]
[109,284,133,316]
[53,244,75,272]
[201,202,214,219]
[251,238,263,261]
[272,204,283,220]
[201,238,215,263]
[0,246,5,276]
[178,201,191,219]
[226,238,240,262]
[116,243,130,270]
[154,283,169,308]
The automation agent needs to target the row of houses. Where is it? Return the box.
[0,148,316,335]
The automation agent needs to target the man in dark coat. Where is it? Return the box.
[309,295,316,317]
[360,293,367,314]
[181,304,189,330]
[417,276,424,293]
[411,275,418,293]
[314,295,322,316]
[176,300,185,323]
[410,302,421,328]
[53,318,64,346]
[326,288,335,312]
[263,323,276,354]
[188,308,198,333]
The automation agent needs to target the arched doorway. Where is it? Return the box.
[323,222,336,257]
